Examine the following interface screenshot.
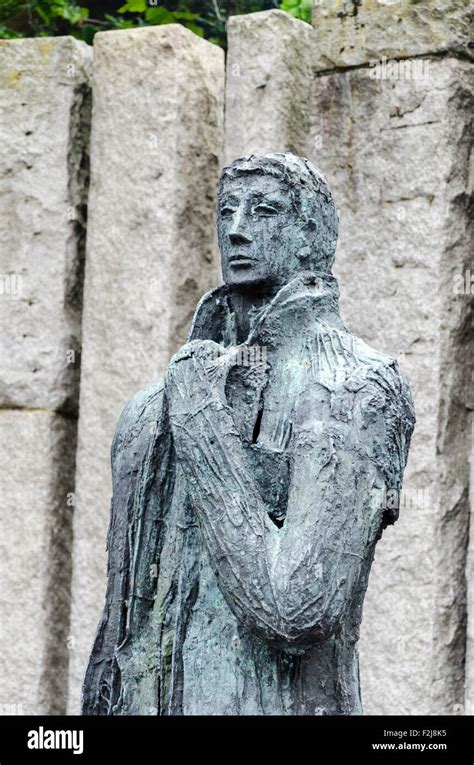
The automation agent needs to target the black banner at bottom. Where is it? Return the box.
[0,714,471,762]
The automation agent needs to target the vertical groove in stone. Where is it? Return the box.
[63,80,92,414]
[38,413,78,715]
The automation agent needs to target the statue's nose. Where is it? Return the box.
[229,207,252,245]
[229,230,252,245]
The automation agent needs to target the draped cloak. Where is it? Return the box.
[82,270,415,716]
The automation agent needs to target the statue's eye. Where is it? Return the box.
[220,206,236,217]
[254,203,279,216]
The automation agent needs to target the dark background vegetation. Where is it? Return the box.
[0,0,312,47]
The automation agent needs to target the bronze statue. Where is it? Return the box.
[82,153,415,715]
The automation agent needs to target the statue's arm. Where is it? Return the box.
[165,344,283,644]
[166,341,414,650]
[82,382,168,714]
[268,361,415,645]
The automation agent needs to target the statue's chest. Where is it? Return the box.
[224,353,295,526]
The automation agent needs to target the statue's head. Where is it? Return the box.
[217,153,339,291]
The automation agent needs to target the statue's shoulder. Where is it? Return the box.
[112,379,165,465]
[342,331,416,429]
[343,331,406,381]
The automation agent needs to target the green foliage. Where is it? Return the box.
[0,0,89,37]
[280,0,312,23]
[0,22,23,37]
[36,0,88,25]
[0,0,311,47]
[118,1,203,37]
[117,0,147,11]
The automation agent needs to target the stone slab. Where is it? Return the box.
[312,0,472,70]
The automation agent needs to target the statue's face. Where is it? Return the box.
[217,174,306,290]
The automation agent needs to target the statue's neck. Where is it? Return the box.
[226,270,340,344]
[227,284,280,344]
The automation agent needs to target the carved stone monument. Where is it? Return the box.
[82,153,415,715]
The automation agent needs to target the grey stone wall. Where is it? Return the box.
[0,7,471,715]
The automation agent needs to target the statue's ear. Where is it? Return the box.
[296,199,317,264]
[299,196,318,231]
[296,197,329,268]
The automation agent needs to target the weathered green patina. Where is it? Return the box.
[82,153,415,715]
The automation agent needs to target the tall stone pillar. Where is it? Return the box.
[0,37,92,714]
[68,26,225,713]
[224,10,314,163]
[309,0,472,715]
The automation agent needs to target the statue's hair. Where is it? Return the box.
[219,153,339,271]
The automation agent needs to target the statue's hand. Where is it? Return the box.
[165,340,231,421]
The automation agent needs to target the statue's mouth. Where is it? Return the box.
[229,255,256,268]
